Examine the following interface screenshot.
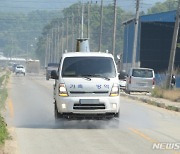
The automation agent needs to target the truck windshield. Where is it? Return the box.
[62,57,116,78]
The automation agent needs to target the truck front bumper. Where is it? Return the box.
[56,96,120,115]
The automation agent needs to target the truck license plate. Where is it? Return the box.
[79,99,99,104]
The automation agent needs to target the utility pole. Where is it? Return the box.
[57,22,60,61]
[81,0,84,38]
[72,13,74,52]
[45,34,49,67]
[54,27,57,62]
[87,1,91,38]
[112,0,117,57]
[166,0,180,89]
[10,39,13,61]
[66,17,69,51]
[51,28,54,62]
[78,5,81,38]
[62,23,64,53]
[99,0,103,52]
[48,35,51,63]
[132,0,140,67]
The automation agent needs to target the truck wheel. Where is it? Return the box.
[114,111,120,118]
[54,104,62,119]
[125,90,130,94]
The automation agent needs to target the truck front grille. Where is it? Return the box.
[73,103,105,110]
[70,91,109,94]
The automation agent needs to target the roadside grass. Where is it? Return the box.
[0,115,8,145]
[152,87,180,102]
[0,70,10,145]
[0,75,5,86]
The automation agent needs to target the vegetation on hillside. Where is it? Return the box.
[148,0,178,14]
[35,3,133,65]
[0,10,62,59]
[0,0,179,66]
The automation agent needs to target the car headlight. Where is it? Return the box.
[59,83,68,97]
[110,84,119,97]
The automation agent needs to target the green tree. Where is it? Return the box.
[35,3,133,65]
[0,10,62,59]
[148,0,178,14]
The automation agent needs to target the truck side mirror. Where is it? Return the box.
[51,70,58,79]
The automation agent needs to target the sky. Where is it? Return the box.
[0,0,167,13]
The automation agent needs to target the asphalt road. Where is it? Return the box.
[5,74,180,154]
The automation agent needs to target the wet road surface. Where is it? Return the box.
[5,74,180,154]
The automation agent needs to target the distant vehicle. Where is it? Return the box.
[26,60,40,74]
[51,52,120,120]
[15,65,26,76]
[46,63,59,80]
[126,68,155,94]
[12,63,18,73]
[118,70,127,90]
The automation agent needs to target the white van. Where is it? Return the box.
[51,52,120,119]
[126,68,155,94]
[15,65,26,76]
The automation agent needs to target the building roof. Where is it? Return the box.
[141,10,176,22]
[123,10,176,25]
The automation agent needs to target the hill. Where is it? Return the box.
[0,0,166,13]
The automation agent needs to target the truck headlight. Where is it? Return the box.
[110,84,119,97]
[59,83,68,97]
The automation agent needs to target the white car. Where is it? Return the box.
[51,52,120,120]
[15,65,26,76]
[126,68,155,94]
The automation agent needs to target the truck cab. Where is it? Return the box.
[51,52,120,119]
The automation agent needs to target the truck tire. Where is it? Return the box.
[125,90,130,94]
[114,111,120,118]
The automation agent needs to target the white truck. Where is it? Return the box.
[51,52,120,120]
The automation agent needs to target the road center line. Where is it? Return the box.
[8,98,14,118]
[129,128,179,154]
[129,128,157,143]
